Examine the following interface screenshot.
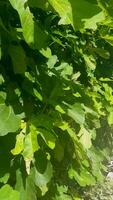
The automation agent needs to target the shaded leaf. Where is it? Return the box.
[15,169,37,200]
[9,45,26,74]
[92,47,110,59]
[31,162,53,195]
[28,0,49,10]
[54,141,64,162]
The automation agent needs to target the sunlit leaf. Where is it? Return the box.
[37,128,56,149]
[11,132,25,155]
[0,185,20,200]
[78,127,92,149]
[84,54,96,71]
[23,125,39,160]
[48,0,105,30]
[0,100,21,136]
[9,0,48,49]
[68,103,85,125]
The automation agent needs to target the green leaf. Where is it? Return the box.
[23,125,39,160]
[48,0,105,30]
[31,162,53,195]
[9,0,48,49]
[22,125,39,174]
[108,112,113,125]
[80,168,95,185]
[0,173,10,184]
[48,0,73,26]
[47,55,58,69]
[103,83,113,104]
[68,168,86,187]
[54,141,64,162]
[33,88,43,101]
[107,107,113,125]
[18,150,51,198]
[0,48,1,60]
[0,0,112,196]
[0,184,20,200]
[82,104,98,117]
[15,170,26,200]
[68,103,85,125]
[37,128,56,149]
[78,127,92,149]
[83,54,96,71]
[9,0,34,45]
[0,35,1,60]
[56,63,73,79]
[102,35,113,46]
[0,100,21,136]
[25,175,37,200]
[54,185,71,200]
[15,169,37,200]
[55,105,65,114]
[40,47,52,58]
[34,150,47,173]
[31,114,53,131]
[92,48,110,59]
[73,92,81,98]
[69,166,96,187]
[70,0,105,30]
[11,132,25,155]
[9,45,27,74]
[28,0,49,10]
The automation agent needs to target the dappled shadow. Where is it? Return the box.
[69,0,103,30]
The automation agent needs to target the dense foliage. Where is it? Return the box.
[1,0,113,199]
[84,178,113,200]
